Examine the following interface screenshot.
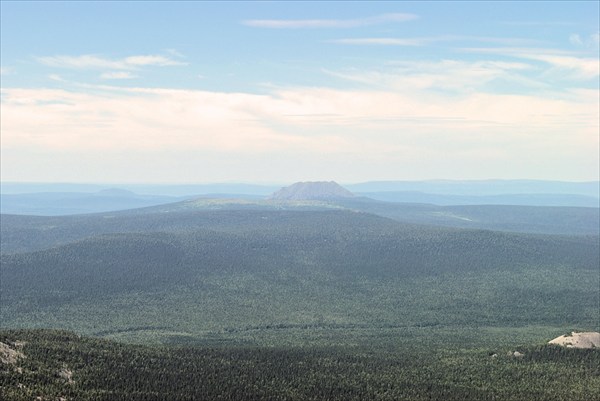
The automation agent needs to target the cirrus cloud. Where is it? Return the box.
[243,13,417,28]
[36,54,187,70]
[461,47,599,80]
[100,71,137,80]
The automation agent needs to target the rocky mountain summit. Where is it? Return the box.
[268,181,355,201]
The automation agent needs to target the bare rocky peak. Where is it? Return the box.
[0,341,25,365]
[549,332,600,348]
[268,181,355,201]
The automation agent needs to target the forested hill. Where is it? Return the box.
[1,329,599,401]
[1,209,598,340]
[0,210,401,254]
[1,196,598,255]
[1,204,598,400]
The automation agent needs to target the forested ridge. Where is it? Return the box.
[1,329,599,401]
[2,196,598,255]
[1,208,598,400]
[2,210,598,336]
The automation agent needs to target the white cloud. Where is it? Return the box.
[461,47,599,80]
[329,38,425,46]
[124,55,183,67]
[100,71,137,80]
[569,33,584,46]
[324,59,538,93]
[500,21,576,26]
[460,47,576,56]
[526,54,599,79]
[0,67,12,75]
[36,54,186,70]
[38,55,127,69]
[48,74,65,81]
[2,55,597,181]
[164,48,185,58]
[2,83,596,153]
[570,32,600,48]
[243,13,417,28]
[330,35,537,47]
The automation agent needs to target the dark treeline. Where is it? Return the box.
[1,329,599,401]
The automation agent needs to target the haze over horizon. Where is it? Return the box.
[1,1,598,184]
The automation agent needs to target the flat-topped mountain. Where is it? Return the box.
[268,181,355,201]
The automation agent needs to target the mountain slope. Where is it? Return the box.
[2,210,598,340]
[2,196,598,256]
[2,328,599,401]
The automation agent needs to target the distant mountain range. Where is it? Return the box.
[345,180,600,198]
[3,179,598,197]
[358,191,599,207]
[0,190,190,216]
[1,180,598,216]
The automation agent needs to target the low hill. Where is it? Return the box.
[2,196,597,256]
[2,329,599,401]
[336,198,600,235]
[268,181,355,200]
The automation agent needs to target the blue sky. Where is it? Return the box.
[1,1,598,183]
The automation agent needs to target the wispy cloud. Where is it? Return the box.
[323,59,540,93]
[462,47,599,80]
[0,67,12,76]
[500,21,576,26]
[123,55,182,67]
[329,35,539,47]
[164,48,185,58]
[569,34,584,46]
[569,32,600,48]
[242,13,417,28]
[528,54,599,79]
[48,74,65,82]
[330,38,426,46]
[460,47,576,56]
[100,71,137,80]
[36,54,186,70]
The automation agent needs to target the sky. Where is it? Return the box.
[1,1,598,184]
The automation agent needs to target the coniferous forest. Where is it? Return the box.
[1,329,599,401]
[1,203,599,400]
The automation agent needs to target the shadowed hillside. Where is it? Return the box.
[1,328,599,401]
